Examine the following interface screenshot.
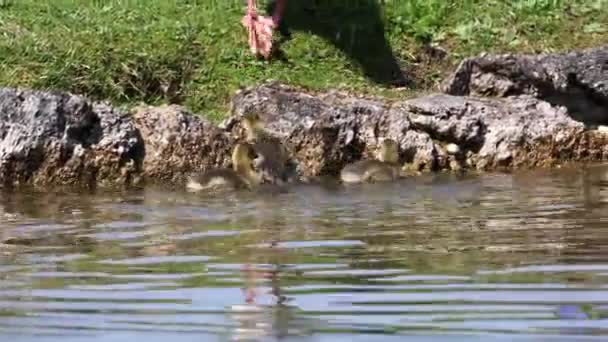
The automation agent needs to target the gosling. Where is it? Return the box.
[241,112,293,183]
[340,139,401,184]
[186,143,261,191]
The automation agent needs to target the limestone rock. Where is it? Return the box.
[1,46,607,189]
[229,83,608,175]
[442,45,608,125]
[0,88,142,188]
[131,104,233,185]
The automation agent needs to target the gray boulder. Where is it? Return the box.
[228,83,608,175]
[131,104,233,185]
[0,88,142,188]
[442,45,608,125]
[1,46,607,189]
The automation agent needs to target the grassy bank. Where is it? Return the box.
[0,0,606,120]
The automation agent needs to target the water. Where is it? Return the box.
[1,164,608,341]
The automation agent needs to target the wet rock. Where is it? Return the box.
[442,46,608,125]
[131,104,233,185]
[229,83,608,175]
[0,87,142,188]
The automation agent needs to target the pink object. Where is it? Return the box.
[241,0,286,59]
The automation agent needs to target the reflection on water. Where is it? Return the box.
[1,164,608,341]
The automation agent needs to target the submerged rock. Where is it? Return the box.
[0,88,142,188]
[442,45,608,125]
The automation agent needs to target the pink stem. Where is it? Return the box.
[247,0,256,16]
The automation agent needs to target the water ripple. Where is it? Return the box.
[1,165,608,340]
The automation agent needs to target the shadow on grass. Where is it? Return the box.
[267,0,409,87]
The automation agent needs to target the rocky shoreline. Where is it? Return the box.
[1,46,607,189]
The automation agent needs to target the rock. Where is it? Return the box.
[446,143,460,155]
[442,46,608,125]
[229,83,608,175]
[0,87,142,188]
[2,45,607,189]
[131,104,234,185]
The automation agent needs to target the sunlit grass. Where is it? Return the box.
[0,0,606,120]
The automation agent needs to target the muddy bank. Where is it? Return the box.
[0,46,607,189]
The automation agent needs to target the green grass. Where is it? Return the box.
[0,0,606,121]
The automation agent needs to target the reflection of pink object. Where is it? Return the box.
[241,0,286,59]
[241,264,275,304]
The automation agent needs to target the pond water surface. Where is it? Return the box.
[1,164,608,341]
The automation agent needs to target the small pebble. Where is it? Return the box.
[449,158,462,171]
[446,143,460,155]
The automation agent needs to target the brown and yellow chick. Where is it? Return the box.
[241,112,293,184]
[186,143,261,191]
[340,138,401,184]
